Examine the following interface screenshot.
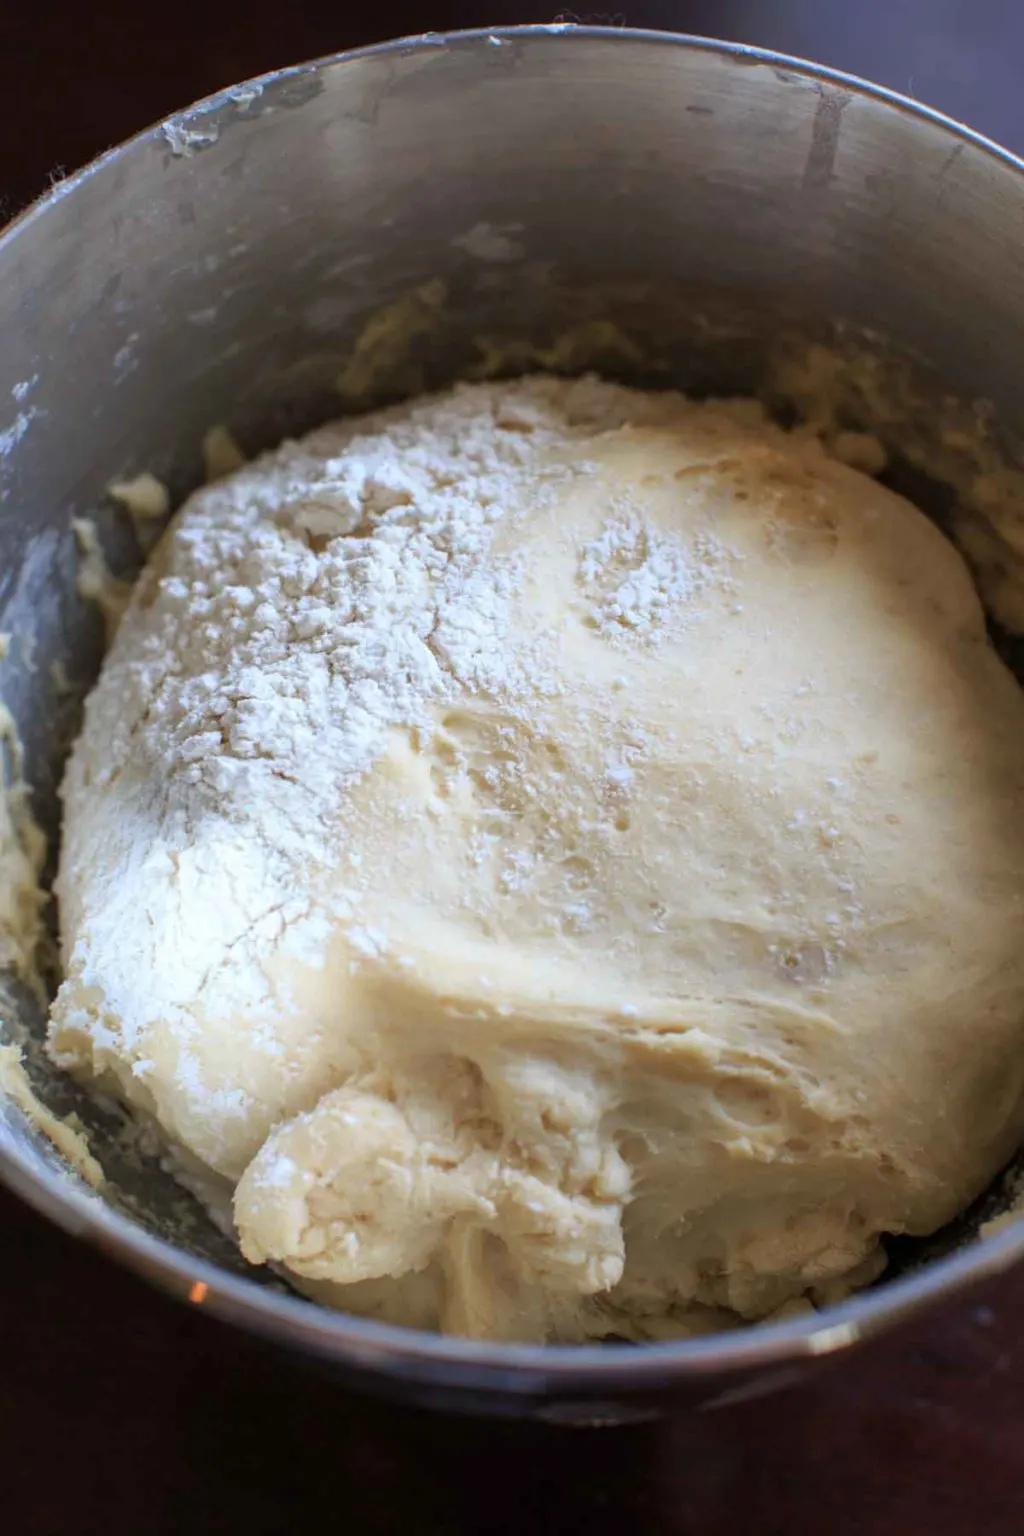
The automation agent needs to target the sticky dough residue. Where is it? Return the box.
[201,425,246,484]
[0,704,46,982]
[0,699,102,1187]
[72,518,132,643]
[109,472,171,555]
[769,338,1024,636]
[0,1045,104,1189]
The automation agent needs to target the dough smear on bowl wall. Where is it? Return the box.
[46,374,1024,1343]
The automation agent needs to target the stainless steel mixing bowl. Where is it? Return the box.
[4,25,1024,1424]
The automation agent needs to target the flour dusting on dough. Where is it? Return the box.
[46,376,1024,1342]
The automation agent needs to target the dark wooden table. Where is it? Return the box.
[3,5,1024,1531]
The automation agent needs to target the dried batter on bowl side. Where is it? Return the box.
[47,376,1024,1341]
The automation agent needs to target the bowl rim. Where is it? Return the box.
[4,21,1024,1395]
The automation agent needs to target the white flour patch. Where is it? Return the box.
[0,411,36,457]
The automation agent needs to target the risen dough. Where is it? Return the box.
[48,377,1024,1341]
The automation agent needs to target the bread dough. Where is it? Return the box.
[48,376,1024,1341]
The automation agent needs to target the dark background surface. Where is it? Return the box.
[3,3,1024,1532]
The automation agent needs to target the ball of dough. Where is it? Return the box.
[48,376,1024,1341]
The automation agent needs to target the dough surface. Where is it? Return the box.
[48,376,1024,1341]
